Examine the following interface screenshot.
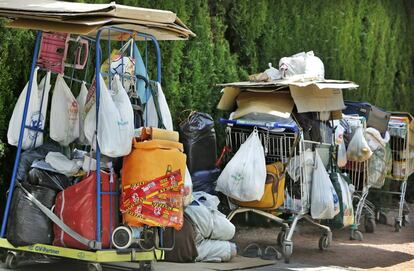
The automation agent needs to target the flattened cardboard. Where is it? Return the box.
[233,92,294,119]
[217,87,241,111]
[289,84,345,113]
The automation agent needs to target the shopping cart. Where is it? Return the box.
[372,113,414,232]
[341,115,376,241]
[221,121,332,263]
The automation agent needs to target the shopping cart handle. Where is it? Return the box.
[219,118,299,132]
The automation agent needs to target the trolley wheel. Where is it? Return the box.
[139,260,153,271]
[365,218,376,233]
[394,220,402,232]
[87,263,103,271]
[318,234,331,251]
[282,241,293,264]
[378,212,387,225]
[277,230,286,247]
[5,252,18,269]
[350,230,363,241]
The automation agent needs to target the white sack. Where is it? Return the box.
[50,74,80,146]
[185,204,235,242]
[8,68,51,150]
[196,240,236,262]
[45,152,81,177]
[347,126,373,162]
[216,130,266,201]
[143,82,173,130]
[76,82,89,145]
[311,151,340,219]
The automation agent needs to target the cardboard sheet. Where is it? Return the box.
[217,87,241,111]
[289,84,346,113]
[233,91,294,119]
[0,0,195,40]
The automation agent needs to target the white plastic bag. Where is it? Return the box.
[143,82,173,131]
[50,74,80,146]
[216,130,266,201]
[97,74,135,157]
[279,51,324,79]
[337,174,354,227]
[76,82,88,145]
[335,124,347,167]
[311,151,340,219]
[45,151,81,177]
[346,126,372,162]
[8,68,51,150]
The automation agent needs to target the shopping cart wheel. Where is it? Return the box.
[277,230,286,247]
[282,241,292,264]
[5,252,18,269]
[350,230,363,241]
[365,218,376,233]
[394,220,402,232]
[377,212,387,225]
[318,234,331,251]
[87,263,103,271]
[139,260,153,271]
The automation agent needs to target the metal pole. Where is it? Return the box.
[0,30,43,237]
[95,29,102,243]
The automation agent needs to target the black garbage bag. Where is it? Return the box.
[192,168,220,195]
[28,168,72,191]
[7,183,56,246]
[17,142,61,182]
[179,112,217,174]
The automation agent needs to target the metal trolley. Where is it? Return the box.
[341,116,376,241]
[0,5,193,270]
[222,122,332,263]
[373,113,414,232]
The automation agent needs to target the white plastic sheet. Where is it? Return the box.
[45,152,81,177]
[50,74,80,146]
[216,130,266,201]
[311,151,340,219]
[8,68,51,150]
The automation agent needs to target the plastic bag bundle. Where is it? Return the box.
[310,151,340,219]
[216,130,266,202]
[346,126,373,162]
[279,51,324,79]
[50,74,80,146]
[8,68,51,150]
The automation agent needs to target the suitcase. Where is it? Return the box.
[53,171,116,250]
[232,162,285,210]
[343,101,390,134]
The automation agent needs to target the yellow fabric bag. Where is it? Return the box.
[233,162,285,210]
[122,139,187,226]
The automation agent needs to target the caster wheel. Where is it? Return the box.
[139,261,153,271]
[365,218,376,233]
[378,212,387,225]
[394,220,402,232]
[5,253,18,269]
[277,230,286,247]
[87,263,103,271]
[282,241,293,264]
[318,235,331,251]
[350,230,363,241]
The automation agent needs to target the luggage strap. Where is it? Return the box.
[17,182,102,250]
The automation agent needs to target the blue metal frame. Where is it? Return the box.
[0,30,43,237]
[1,26,162,246]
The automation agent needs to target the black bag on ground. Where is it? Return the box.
[179,112,217,174]
[17,142,61,182]
[163,214,198,263]
[343,101,390,135]
[7,183,56,246]
[192,168,220,194]
[28,168,72,191]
